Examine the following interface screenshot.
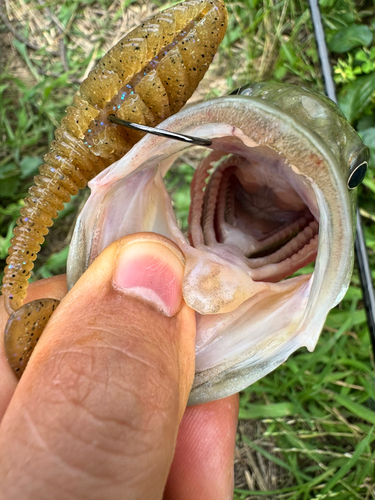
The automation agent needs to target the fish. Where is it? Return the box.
[66,82,369,405]
[2,0,228,377]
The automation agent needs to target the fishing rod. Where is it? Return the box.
[309,0,375,357]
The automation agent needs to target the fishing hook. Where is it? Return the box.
[108,114,213,147]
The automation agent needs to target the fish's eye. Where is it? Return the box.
[347,147,369,190]
[347,161,368,189]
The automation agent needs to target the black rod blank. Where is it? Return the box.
[309,0,375,357]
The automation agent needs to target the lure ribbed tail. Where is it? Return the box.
[2,0,228,377]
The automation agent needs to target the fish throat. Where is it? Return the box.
[187,145,318,284]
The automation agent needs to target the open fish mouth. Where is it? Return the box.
[189,147,318,284]
[68,85,362,405]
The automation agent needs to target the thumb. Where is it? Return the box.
[0,233,196,500]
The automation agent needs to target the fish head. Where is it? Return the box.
[67,83,368,405]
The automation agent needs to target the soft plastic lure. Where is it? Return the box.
[2,0,228,377]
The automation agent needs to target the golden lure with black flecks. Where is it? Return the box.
[2,0,228,378]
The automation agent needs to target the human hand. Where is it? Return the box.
[0,234,238,500]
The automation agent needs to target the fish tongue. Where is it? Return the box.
[181,244,268,314]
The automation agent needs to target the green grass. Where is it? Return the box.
[1,0,375,497]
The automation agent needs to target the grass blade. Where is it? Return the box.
[321,425,375,493]
[334,393,375,425]
[239,402,295,419]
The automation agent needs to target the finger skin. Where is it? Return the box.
[0,237,196,500]
[0,275,68,420]
[164,394,239,500]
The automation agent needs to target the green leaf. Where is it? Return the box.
[0,177,20,198]
[20,156,44,179]
[0,222,15,259]
[326,309,366,328]
[38,246,69,279]
[0,163,20,197]
[338,73,375,123]
[328,24,373,53]
[362,61,375,74]
[239,402,295,419]
[12,39,40,82]
[0,83,9,95]
[359,127,375,148]
[356,50,368,62]
[0,163,17,179]
[17,107,28,129]
[342,286,362,301]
